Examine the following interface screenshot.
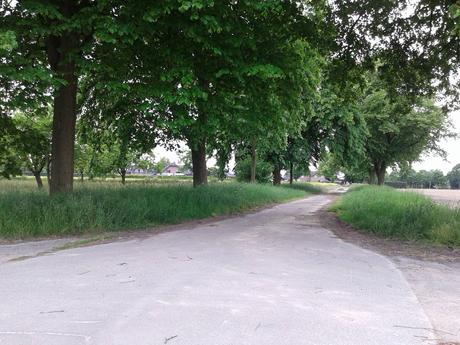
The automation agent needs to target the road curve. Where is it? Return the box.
[0,195,436,345]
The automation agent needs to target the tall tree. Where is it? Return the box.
[359,74,454,185]
[447,164,460,189]
[1,0,145,194]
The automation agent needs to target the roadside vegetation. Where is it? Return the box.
[331,186,460,246]
[0,179,318,240]
[285,182,324,194]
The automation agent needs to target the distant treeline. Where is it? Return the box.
[385,165,460,189]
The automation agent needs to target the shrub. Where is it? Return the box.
[235,158,273,183]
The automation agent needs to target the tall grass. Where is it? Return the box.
[0,181,309,239]
[284,182,323,194]
[331,185,460,246]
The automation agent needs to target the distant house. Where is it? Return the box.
[296,171,330,183]
[127,168,151,175]
[307,171,329,183]
[162,163,180,176]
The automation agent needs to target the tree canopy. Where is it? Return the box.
[1,0,458,191]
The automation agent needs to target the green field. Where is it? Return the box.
[0,179,321,240]
[331,185,460,246]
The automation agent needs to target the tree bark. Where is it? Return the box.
[289,161,294,185]
[49,72,77,194]
[33,172,44,189]
[250,141,256,183]
[119,168,126,185]
[191,140,207,187]
[46,2,79,195]
[374,162,386,186]
[273,166,282,185]
[46,156,51,187]
[368,168,376,185]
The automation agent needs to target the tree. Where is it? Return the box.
[430,170,447,188]
[13,112,52,188]
[74,141,92,181]
[359,72,454,185]
[3,1,87,193]
[235,158,273,184]
[136,1,325,187]
[283,134,315,186]
[318,153,340,182]
[178,150,192,173]
[0,117,21,179]
[155,157,171,175]
[112,143,139,185]
[317,152,369,184]
[1,1,149,194]
[137,154,156,173]
[267,74,368,187]
[329,0,460,105]
[452,3,460,34]
[448,164,460,189]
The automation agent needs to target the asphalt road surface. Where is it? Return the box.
[0,195,446,345]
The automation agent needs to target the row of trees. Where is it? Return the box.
[1,111,198,187]
[1,1,459,194]
[386,165,460,189]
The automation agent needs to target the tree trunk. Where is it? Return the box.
[191,140,207,187]
[49,73,77,194]
[374,162,386,186]
[80,171,84,181]
[289,161,294,185]
[46,156,51,186]
[46,2,79,195]
[119,168,126,185]
[273,166,282,185]
[33,172,44,189]
[250,141,256,183]
[368,169,376,185]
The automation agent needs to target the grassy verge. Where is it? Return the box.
[0,182,313,239]
[331,185,460,246]
[282,182,323,194]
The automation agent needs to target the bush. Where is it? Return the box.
[235,158,273,183]
[331,185,460,246]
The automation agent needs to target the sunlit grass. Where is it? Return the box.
[0,179,312,239]
[331,185,460,246]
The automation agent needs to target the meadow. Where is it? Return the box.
[331,185,460,246]
[0,177,321,240]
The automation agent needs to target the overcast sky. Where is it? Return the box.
[412,110,460,174]
[154,110,460,175]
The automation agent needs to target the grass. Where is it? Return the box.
[282,182,324,194]
[331,185,460,246]
[0,179,316,239]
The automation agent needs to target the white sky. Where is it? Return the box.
[412,110,460,174]
[154,110,460,175]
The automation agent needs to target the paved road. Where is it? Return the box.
[395,256,460,344]
[0,195,438,345]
